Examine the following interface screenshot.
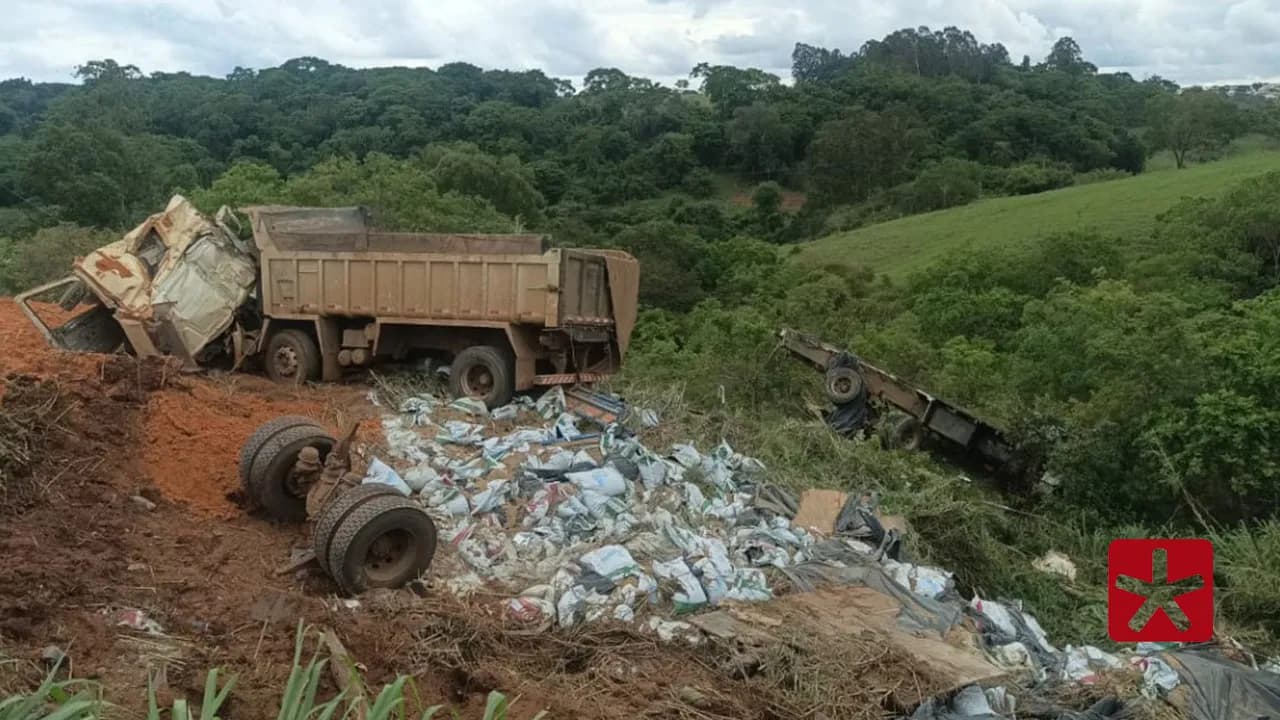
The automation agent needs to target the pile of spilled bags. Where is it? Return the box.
[363,385,1280,720]
[370,387,805,632]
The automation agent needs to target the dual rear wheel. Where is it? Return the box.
[239,417,438,595]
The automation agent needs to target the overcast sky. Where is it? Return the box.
[3,0,1279,88]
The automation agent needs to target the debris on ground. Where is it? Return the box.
[1033,550,1079,581]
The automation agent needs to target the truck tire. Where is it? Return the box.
[449,345,514,409]
[326,495,438,595]
[886,415,923,452]
[247,425,335,522]
[312,483,404,575]
[239,416,323,491]
[825,367,864,404]
[266,329,321,384]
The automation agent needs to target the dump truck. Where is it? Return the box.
[780,328,1042,485]
[18,196,640,407]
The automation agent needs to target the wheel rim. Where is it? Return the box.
[363,528,416,585]
[274,345,300,380]
[462,365,494,398]
[833,376,852,394]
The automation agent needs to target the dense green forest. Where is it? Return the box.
[2,27,1280,643]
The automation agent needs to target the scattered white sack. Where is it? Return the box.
[567,467,628,497]
[579,545,641,582]
[637,456,668,489]
[446,573,485,597]
[448,457,488,482]
[1062,645,1123,683]
[403,464,441,492]
[971,597,1020,638]
[572,450,597,468]
[555,413,584,440]
[683,483,708,512]
[653,558,708,612]
[951,686,996,717]
[614,604,635,622]
[670,443,701,468]
[449,396,490,417]
[1136,656,1181,697]
[507,596,555,626]
[437,421,484,445]
[536,386,565,418]
[471,479,510,515]
[490,404,519,421]
[400,395,438,425]
[647,617,702,645]
[364,458,411,495]
[991,642,1033,669]
[724,568,772,602]
[694,557,729,604]
[1033,550,1078,581]
[557,585,591,627]
[887,562,952,599]
[639,409,660,428]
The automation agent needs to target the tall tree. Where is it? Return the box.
[1146,90,1241,169]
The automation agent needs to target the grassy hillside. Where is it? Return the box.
[799,146,1280,279]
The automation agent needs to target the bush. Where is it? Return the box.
[988,161,1075,196]
[0,224,116,293]
[680,167,716,198]
[1073,168,1131,186]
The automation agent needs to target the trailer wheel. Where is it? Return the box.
[312,483,404,575]
[247,425,335,522]
[239,415,324,491]
[886,415,923,452]
[825,367,864,404]
[449,345,514,409]
[327,495,438,595]
[266,329,321,384]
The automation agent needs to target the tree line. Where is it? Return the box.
[0,28,1270,242]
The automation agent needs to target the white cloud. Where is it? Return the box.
[1,0,1276,87]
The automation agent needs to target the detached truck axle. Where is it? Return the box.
[238,416,438,595]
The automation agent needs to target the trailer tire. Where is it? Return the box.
[266,329,321,384]
[327,495,438,595]
[449,345,514,409]
[312,483,404,575]
[824,367,864,404]
[886,415,923,452]
[248,425,335,522]
[239,416,324,491]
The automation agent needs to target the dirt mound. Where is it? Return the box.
[142,378,335,518]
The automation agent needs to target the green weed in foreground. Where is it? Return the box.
[3,624,544,720]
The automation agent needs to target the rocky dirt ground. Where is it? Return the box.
[0,299,959,720]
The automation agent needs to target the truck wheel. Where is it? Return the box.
[266,329,321,384]
[825,367,864,404]
[312,483,404,575]
[449,345,514,409]
[327,495,438,595]
[239,416,324,491]
[248,424,335,522]
[886,415,924,452]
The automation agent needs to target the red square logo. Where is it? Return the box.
[1108,539,1213,643]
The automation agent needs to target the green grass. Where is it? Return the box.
[799,146,1280,280]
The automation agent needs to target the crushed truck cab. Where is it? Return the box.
[18,196,640,404]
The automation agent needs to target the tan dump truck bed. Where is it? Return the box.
[247,207,638,350]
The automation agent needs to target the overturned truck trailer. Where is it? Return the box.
[18,196,640,406]
[780,328,1043,486]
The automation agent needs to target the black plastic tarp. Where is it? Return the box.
[1164,647,1280,720]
